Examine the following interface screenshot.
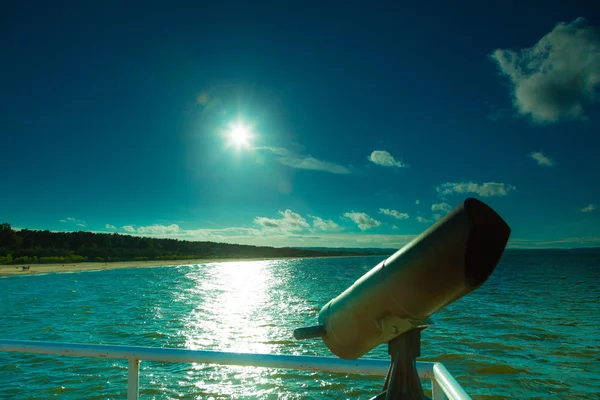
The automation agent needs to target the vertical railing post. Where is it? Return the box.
[431,378,447,400]
[127,358,140,400]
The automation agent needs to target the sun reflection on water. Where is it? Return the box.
[181,260,273,354]
[166,259,349,398]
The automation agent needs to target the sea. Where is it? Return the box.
[0,252,598,399]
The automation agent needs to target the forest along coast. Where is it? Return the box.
[0,223,381,276]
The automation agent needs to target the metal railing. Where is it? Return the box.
[0,340,471,400]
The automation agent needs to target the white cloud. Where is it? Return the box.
[432,214,442,221]
[254,210,310,232]
[581,204,596,213]
[343,212,381,231]
[16,221,423,249]
[529,151,555,167]
[118,222,414,249]
[436,182,516,197]
[105,224,116,230]
[118,224,182,235]
[256,147,350,174]
[509,236,600,248]
[137,224,181,235]
[392,225,399,230]
[181,227,261,241]
[431,202,452,213]
[415,200,420,205]
[114,223,600,249]
[491,17,600,124]
[60,217,85,227]
[44,212,600,250]
[368,150,408,168]
[379,208,409,220]
[311,216,341,231]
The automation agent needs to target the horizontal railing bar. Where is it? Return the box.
[1,340,474,399]
[0,340,437,378]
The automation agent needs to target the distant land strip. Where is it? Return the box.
[0,223,382,266]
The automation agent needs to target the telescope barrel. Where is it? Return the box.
[301,198,510,360]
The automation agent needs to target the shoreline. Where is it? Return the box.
[0,257,299,277]
[0,254,384,277]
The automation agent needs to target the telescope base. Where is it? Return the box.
[369,329,431,400]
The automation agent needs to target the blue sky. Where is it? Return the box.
[1,1,599,248]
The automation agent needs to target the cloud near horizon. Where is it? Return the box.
[60,217,85,227]
[343,212,382,231]
[529,151,555,167]
[491,17,600,124]
[105,224,116,230]
[57,215,600,249]
[58,222,600,249]
[368,150,408,168]
[510,236,600,247]
[256,147,350,174]
[119,224,182,235]
[437,182,516,197]
[106,219,413,249]
[581,204,596,213]
[379,208,409,220]
[117,223,260,241]
[137,224,181,235]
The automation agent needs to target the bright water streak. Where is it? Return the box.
[0,253,599,399]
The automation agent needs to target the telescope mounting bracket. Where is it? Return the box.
[370,328,431,400]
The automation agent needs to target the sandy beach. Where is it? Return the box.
[0,257,302,277]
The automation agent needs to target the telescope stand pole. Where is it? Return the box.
[371,329,429,400]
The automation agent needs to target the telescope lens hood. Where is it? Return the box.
[463,198,510,288]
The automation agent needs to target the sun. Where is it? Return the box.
[226,122,253,149]
[231,124,250,145]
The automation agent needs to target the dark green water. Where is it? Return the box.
[0,253,599,399]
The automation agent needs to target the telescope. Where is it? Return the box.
[293,198,511,400]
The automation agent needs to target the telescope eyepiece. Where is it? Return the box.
[293,325,326,340]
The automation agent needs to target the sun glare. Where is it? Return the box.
[227,122,252,149]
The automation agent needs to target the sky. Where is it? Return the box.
[1,1,600,249]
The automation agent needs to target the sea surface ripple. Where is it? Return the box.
[1,253,599,399]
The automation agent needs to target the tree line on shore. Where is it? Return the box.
[0,223,367,264]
